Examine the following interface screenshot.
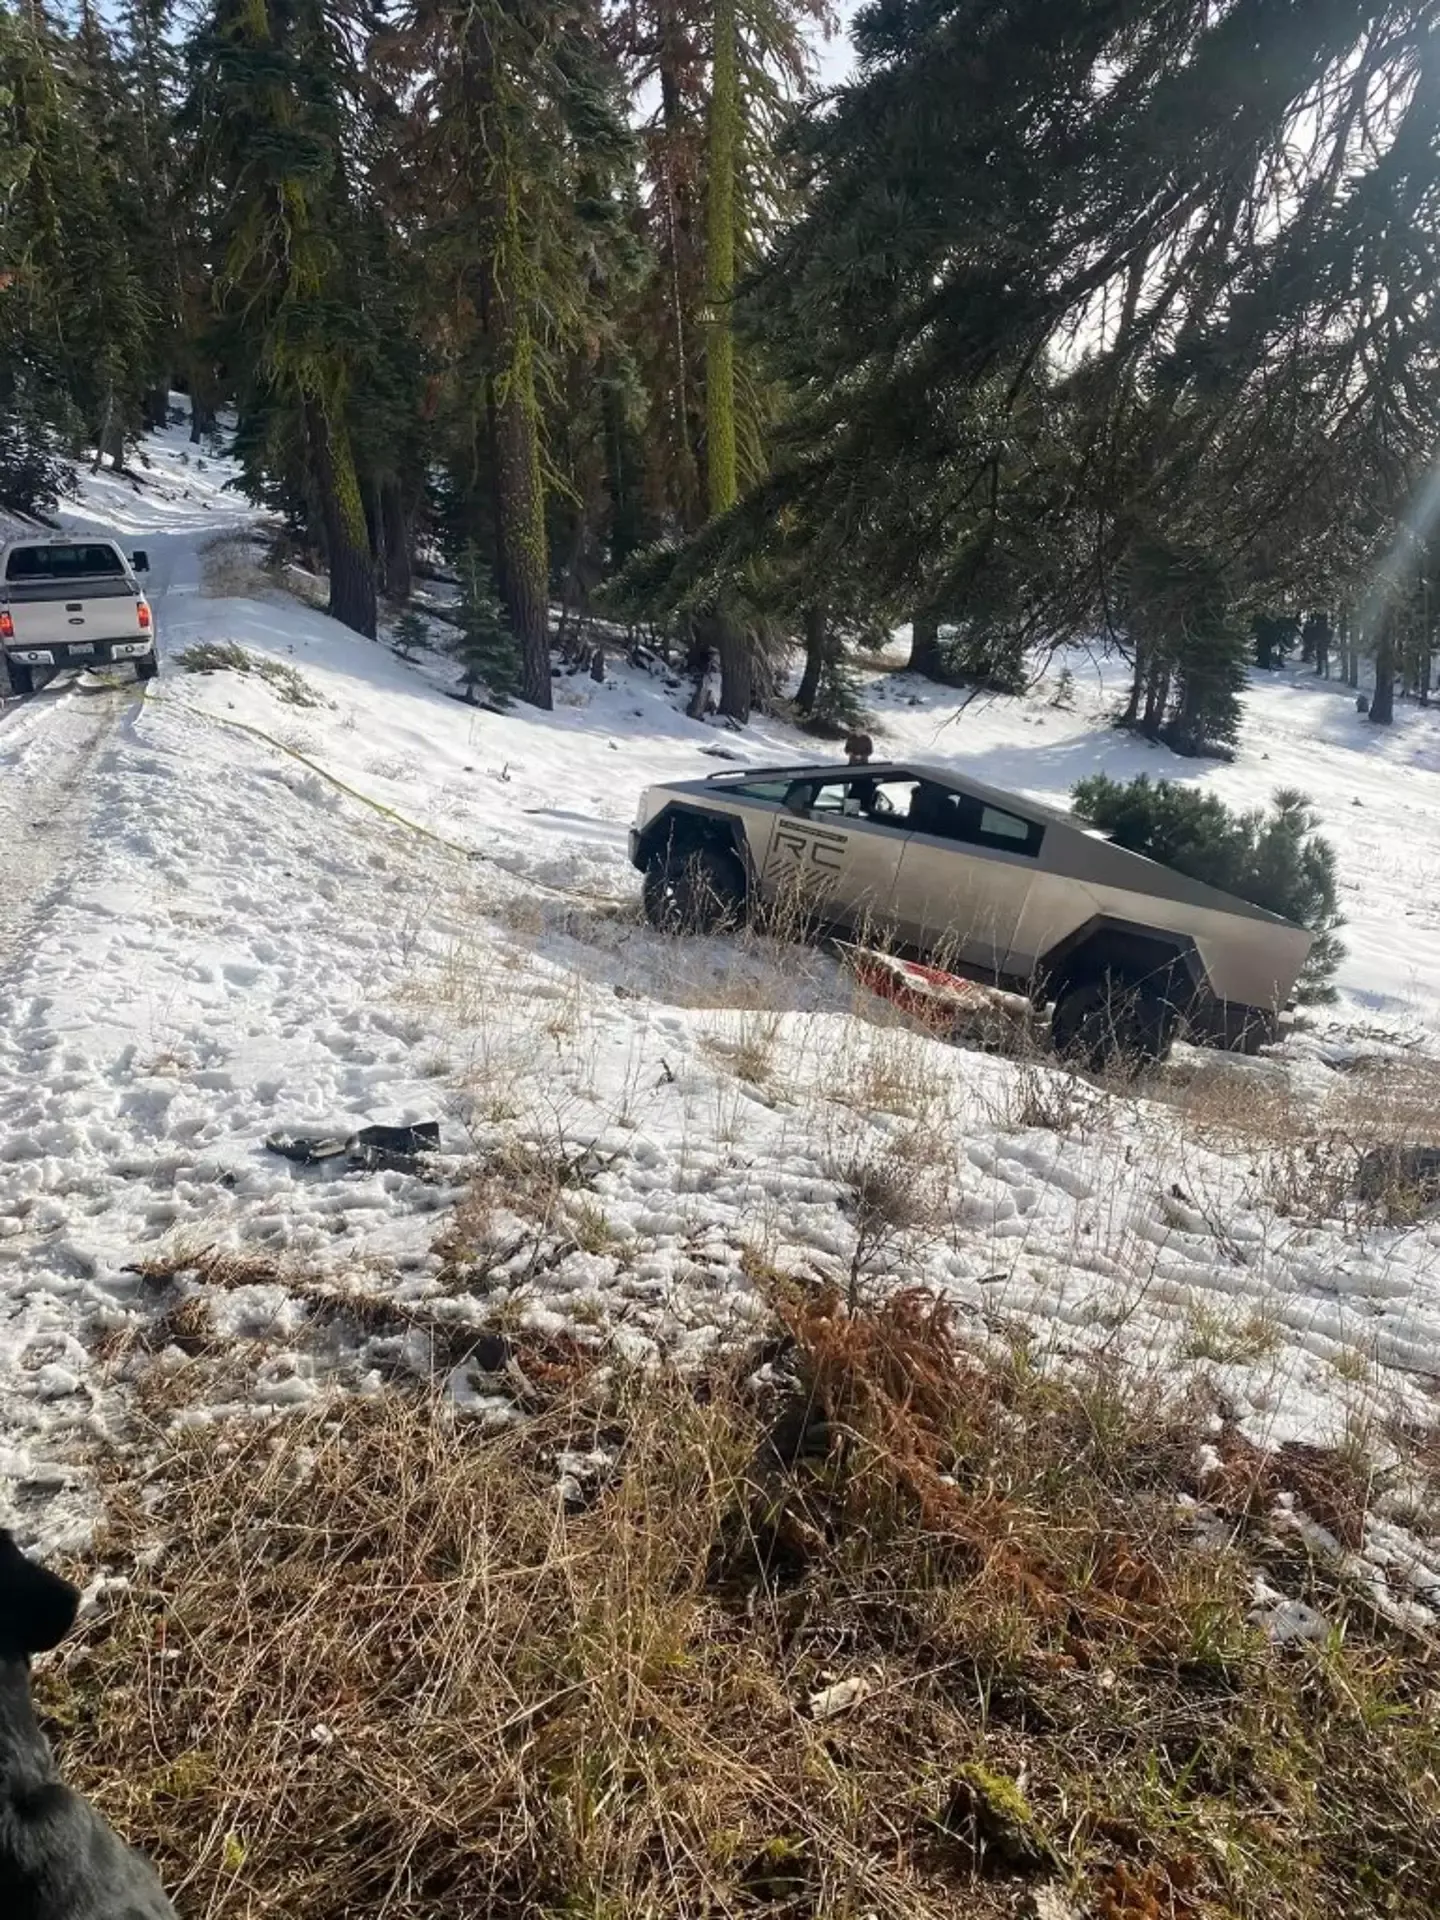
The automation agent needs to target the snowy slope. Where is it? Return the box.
[2,413,1439,1620]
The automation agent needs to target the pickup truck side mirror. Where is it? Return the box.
[131,550,150,574]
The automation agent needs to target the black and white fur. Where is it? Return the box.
[0,1530,175,1920]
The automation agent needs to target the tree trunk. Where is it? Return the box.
[364,480,381,572]
[705,0,739,518]
[1121,647,1144,725]
[92,385,113,473]
[189,397,215,444]
[556,493,594,660]
[1142,662,1169,733]
[705,0,748,723]
[487,323,551,707]
[656,0,703,532]
[466,11,551,710]
[907,608,945,678]
[1424,582,1433,705]
[380,479,412,604]
[1369,618,1395,725]
[143,385,169,432]
[306,400,377,639]
[797,604,827,711]
[686,639,715,718]
[715,608,751,722]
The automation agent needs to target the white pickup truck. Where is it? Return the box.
[0,537,157,695]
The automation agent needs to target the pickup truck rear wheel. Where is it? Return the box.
[1,658,31,697]
[642,845,746,934]
[136,653,159,682]
[1051,973,1177,1073]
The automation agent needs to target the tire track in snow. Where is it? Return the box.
[0,511,192,972]
[0,690,130,972]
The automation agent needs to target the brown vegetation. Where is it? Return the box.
[39,1289,1440,1920]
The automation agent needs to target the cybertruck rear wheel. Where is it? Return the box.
[1051,972,1178,1074]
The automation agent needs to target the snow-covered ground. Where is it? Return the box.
[2,413,1439,1619]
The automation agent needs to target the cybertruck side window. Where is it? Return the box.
[729,779,793,801]
[978,804,1044,853]
[907,780,1045,856]
[790,777,917,827]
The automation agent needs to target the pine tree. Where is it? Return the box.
[701,0,752,720]
[71,1,165,464]
[450,545,521,703]
[182,0,379,637]
[393,0,635,709]
[393,608,428,660]
[721,0,1440,704]
[1118,538,1249,758]
[115,0,189,430]
[0,4,157,473]
[624,0,708,534]
[1073,775,1345,1000]
[794,604,870,734]
[615,0,825,717]
[622,0,821,539]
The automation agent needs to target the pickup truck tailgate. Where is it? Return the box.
[5,574,138,646]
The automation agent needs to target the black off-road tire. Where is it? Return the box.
[136,652,160,683]
[1230,1007,1279,1055]
[1051,972,1178,1074]
[642,844,746,934]
[1,657,31,698]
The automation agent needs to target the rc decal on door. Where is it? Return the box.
[762,818,848,896]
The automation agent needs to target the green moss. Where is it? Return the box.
[942,1762,1052,1872]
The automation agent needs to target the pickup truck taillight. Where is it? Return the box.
[0,611,12,639]
[137,601,152,630]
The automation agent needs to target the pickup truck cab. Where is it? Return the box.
[0,538,156,694]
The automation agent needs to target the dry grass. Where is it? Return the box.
[200,533,272,600]
[702,1010,784,1086]
[174,639,324,710]
[982,1054,1110,1135]
[1109,1044,1440,1235]
[113,1243,588,1412]
[1178,1301,1284,1367]
[430,1133,619,1293]
[1146,1055,1307,1148]
[39,1290,1440,1920]
[833,1122,954,1308]
[822,1015,957,1121]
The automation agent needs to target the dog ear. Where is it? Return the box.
[0,1530,81,1658]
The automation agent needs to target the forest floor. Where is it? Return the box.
[2,412,1439,1916]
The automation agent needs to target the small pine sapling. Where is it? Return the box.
[393,610,428,660]
[450,547,522,705]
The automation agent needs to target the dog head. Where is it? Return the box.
[0,1531,80,1661]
